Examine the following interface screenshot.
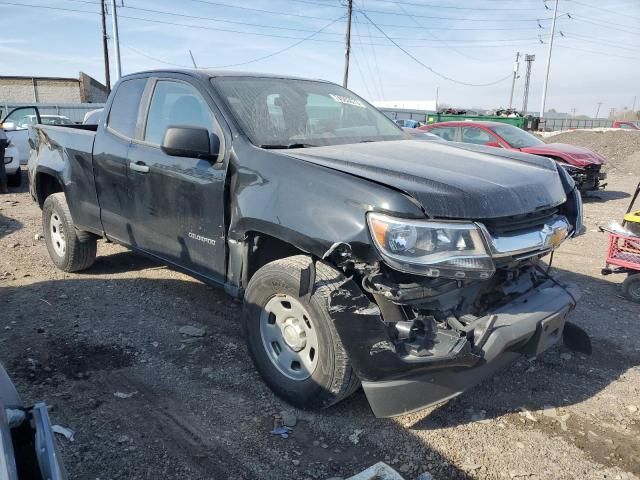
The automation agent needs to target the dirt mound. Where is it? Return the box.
[544,130,640,174]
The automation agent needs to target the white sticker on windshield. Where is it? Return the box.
[329,94,365,108]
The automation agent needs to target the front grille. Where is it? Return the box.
[480,207,559,234]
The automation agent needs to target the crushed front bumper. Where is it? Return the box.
[330,277,579,417]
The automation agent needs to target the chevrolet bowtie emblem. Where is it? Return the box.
[541,223,568,249]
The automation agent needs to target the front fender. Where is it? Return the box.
[227,142,425,263]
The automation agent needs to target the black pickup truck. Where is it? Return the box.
[26,70,586,417]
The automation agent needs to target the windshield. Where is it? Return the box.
[212,77,406,147]
[489,124,543,148]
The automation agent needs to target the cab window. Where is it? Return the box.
[461,127,493,145]
[144,81,213,146]
[107,78,147,139]
[428,126,456,141]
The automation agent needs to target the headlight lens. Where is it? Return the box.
[367,212,495,279]
[3,157,12,164]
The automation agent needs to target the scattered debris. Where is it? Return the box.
[34,233,43,241]
[270,426,292,439]
[280,410,297,427]
[348,429,363,445]
[52,424,75,442]
[415,473,434,480]
[178,325,206,337]
[518,407,537,422]
[345,462,405,480]
[113,391,137,399]
[627,405,638,414]
[117,435,131,444]
[560,353,572,361]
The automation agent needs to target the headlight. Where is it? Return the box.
[3,157,12,164]
[367,212,495,279]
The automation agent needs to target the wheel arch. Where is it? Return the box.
[34,168,65,208]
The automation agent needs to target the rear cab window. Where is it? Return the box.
[107,78,147,139]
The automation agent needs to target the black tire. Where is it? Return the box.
[7,170,21,187]
[622,273,640,304]
[42,193,97,272]
[243,255,360,409]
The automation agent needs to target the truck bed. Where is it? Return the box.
[29,124,101,233]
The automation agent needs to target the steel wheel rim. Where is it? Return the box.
[259,294,319,381]
[50,212,66,257]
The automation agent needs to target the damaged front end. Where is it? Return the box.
[328,191,587,417]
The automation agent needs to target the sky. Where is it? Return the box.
[0,0,638,116]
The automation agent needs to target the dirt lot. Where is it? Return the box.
[1,135,639,479]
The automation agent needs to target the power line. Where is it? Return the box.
[355,6,554,22]
[352,0,544,10]
[362,9,385,100]
[555,44,640,60]
[122,44,191,67]
[203,15,345,68]
[0,2,549,50]
[0,1,99,16]
[188,0,553,23]
[124,15,345,69]
[358,10,513,87]
[565,0,640,22]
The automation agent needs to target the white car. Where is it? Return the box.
[1,109,74,165]
[3,142,21,187]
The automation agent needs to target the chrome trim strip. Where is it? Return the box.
[477,216,570,258]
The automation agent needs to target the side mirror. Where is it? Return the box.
[1,122,16,131]
[161,126,220,161]
[484,141,502,148]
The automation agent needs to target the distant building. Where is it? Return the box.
[0,72,108,104]
[373,100,437,111]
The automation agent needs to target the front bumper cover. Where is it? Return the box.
[330,277,579,417]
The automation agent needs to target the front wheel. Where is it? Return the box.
[622,273,640,304]
[243,255,360,409]
[42,193,97,272]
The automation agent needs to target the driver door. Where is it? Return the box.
[126,77,227,283]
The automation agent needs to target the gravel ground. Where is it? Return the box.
[0,134,639,480]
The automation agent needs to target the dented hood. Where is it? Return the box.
[284,140,567,219]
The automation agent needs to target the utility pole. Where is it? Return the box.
[435,85,439,112]
[110,0,122,80]
[539,0,559,118]
[342,0,353,88]
[595,102,602,118]
[100,0,111,92]
[521,54,535,115]
[508,52,520,109]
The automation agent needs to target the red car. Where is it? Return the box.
[613,120,640,130]
[419,121,607,191]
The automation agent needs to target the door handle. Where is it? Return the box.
[129,161,149,173]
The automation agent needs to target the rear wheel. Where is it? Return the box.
[42,193,97,272]
[243,255,360,409]
[622,273,640,304]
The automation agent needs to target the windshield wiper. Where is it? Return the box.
[259,143,317,149]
